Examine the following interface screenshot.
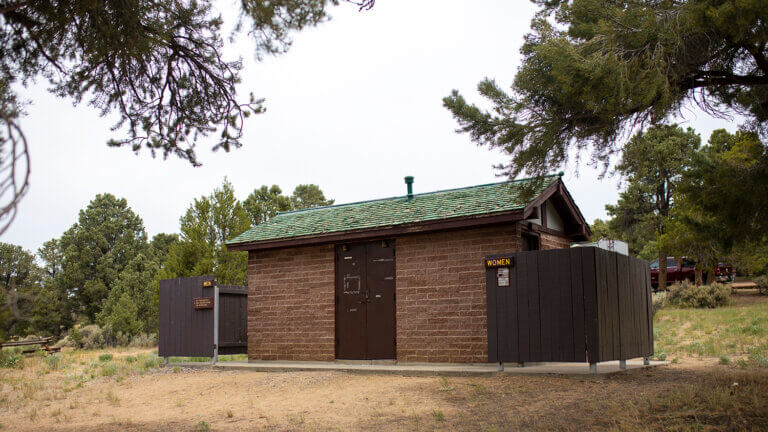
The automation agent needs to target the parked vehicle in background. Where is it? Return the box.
[650,258,695,290]
[650,258,734,290]
[714,262,734,283]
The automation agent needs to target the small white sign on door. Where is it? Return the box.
[497,267,510,287]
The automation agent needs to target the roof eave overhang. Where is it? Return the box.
[226,209,525,252]
[523,178,592,242]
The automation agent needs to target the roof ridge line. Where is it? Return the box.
[273,174,561,217]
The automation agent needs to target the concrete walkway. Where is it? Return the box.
[168,359,665,377]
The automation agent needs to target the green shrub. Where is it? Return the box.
[124,356,136,363]
[99,291,142,337]
[44,354,61,371]
[100,362,118,377]
[652,292,667,316]
[78,324,113,349]
[739,324,765,336]
[141,354,160,370]
[755,276,768,295]
[61,325,157,349]
[69,327,83,347]
[432,410,445,422]
[718,355,731,365]
[666,281,732,308]
[129,333,157,348]
[750,354,768,368]
[194,421,210,431]
[0,348,24,369]
[98,353,113,362]
[115,331,132,347]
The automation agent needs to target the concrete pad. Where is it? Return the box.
[502,360,665,375]
[167,358,666,377]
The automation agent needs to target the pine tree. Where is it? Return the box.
[444,0,768,183]
[0,0,373,227]
[0,243,42,338]
[161,179,251,285]
[291,184,335,209]
[243,185,293,226]
[58,194,148,322]
[612,125,701,287]
[98,254,159,336]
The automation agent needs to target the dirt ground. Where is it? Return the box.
[1,293,765,431]
[731,288,766,304]
[0,359,766,431]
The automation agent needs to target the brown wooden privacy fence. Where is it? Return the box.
[485,247,653,365]
[158,276,247,362]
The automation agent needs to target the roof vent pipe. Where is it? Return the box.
[404,176,414,201]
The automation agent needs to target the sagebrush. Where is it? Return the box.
[59,325,157,350]
[755,276,768,295]
[0,348,24,369]
[652,292,667,317]
[666,281,732,308]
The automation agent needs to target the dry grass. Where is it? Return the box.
[654,292,768,367]
[0,347,159,409]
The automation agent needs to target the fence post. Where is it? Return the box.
[212,283,219,365]
[589,363,597,374]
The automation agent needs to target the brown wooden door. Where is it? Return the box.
[335,241,396,360]
[335,243,367,359]
[364,241,396,359]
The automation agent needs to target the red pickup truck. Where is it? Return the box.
[650,258,733,290]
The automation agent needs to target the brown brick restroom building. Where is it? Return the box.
[226,174,591,363]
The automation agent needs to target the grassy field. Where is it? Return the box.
[654,291,768,368]
[167,354,247,363]
[0,292,764,431]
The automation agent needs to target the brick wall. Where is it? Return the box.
[245,223,572,363]
[246,244,335,361]
[539,229,572,250]
[395,224,523,363]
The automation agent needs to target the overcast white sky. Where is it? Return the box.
[5,0,738,253]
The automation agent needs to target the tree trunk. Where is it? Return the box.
[658,250,667,289]
[695,267,703,285]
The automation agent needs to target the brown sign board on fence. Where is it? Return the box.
[193,297,214,309]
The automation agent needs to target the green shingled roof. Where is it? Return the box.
[227,175,560,246]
